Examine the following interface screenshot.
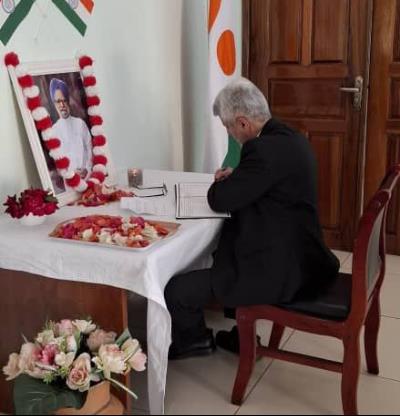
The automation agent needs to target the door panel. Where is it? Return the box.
[365,0,400,254]
[243,0,372,250]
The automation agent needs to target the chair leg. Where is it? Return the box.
[268,323,285,349]
[231,317,257,406]
[364,294,381,375]
[342,334,361,415]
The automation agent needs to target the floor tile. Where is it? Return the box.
[341,254,400,275]
[281,316,400,380]
[381,273,400,318]
[332,250,352,265]
[386,255,400,275]
[164,310,293,415]
[237,358,400,415]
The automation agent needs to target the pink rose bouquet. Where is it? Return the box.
[3,319,146,414]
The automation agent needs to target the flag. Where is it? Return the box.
[0,0,35,45]
[51,0,94,36]
[203,0,241,174]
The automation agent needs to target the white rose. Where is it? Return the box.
[55,352,75,369]
[73,319,96,334]
[66,335,78,353]
[92,344,126,379]
[18,343,40,373]
[113,233,128,247]
[141,224,159,240]
[98,230,113,244]
[81,229,94,242]
[36,330,55,346]
[3,353,21,381]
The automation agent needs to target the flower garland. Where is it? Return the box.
[4,52,109,192]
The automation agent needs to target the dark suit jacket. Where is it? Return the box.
[207,118,340,307]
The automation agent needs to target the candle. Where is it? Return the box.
[127,168,143,187]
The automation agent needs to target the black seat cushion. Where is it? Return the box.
[280,273,352,321]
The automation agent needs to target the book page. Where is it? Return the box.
[179,183,212,198]
[176,183,230,219]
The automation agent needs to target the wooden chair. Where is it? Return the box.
[232,165,400,415]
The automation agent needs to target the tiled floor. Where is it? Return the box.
[131,251,400,415]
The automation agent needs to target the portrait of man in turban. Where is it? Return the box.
[49,78,93,181]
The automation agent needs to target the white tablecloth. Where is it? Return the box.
[0,170,223,414]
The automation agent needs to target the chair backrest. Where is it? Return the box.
[349,165,400,323]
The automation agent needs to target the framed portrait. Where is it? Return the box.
[7,58,116,206]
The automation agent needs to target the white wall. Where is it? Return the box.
[0,0,242,204]
[0,0,183,203]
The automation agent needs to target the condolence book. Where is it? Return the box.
[175,182,230,219]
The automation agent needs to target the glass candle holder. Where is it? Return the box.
[127,168,143,187]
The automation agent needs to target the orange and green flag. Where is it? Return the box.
[51,0,94,36]
[203,0,241,173]
[0,0,35,46]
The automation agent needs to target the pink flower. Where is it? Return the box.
[130,216,145,228]
[66,353,91,392]
[38,344,59,366]
[121,339,147,372]
[87,329,116,353]
[129,350,147,372]
[55,319,74,337]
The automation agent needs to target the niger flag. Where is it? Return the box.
[203,0,241,174]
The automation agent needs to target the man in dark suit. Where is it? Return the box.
[165,77,339,359]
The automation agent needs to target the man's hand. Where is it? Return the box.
[215,167,233,182]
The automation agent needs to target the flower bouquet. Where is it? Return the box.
[3,188,58,225]
[2,319,146,415]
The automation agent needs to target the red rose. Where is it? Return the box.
[3,188,59,219]
[3,195,23,219]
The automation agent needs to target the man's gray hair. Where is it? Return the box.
[213,77,271,124]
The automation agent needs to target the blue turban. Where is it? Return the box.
[49,78,70,102]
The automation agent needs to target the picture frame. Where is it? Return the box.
[7,57,117,206]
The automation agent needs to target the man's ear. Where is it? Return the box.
[236,116,249,129]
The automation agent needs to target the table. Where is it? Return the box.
[0,170,223,414]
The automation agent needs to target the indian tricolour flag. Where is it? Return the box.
[0,0,35,45]
[52,0,94,36]
[203,0,241,174]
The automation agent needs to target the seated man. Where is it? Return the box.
[165,77,340,359]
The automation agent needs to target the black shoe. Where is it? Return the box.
[168,328,216,360]
[216,325,261,355]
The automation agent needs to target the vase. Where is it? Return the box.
[55,381,124,415]
[19,213,47,226]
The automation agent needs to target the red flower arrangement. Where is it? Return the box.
[4,189,59,219]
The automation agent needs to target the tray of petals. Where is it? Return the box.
[49,214,180,250]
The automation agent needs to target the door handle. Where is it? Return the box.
[340,76,363,111]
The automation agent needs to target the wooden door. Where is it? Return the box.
[365,0,400,254]
[243,0,373,250]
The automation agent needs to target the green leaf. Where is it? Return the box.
[115,328,132,348]
[14,375,86,415]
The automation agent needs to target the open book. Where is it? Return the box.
[175,182,230,219]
